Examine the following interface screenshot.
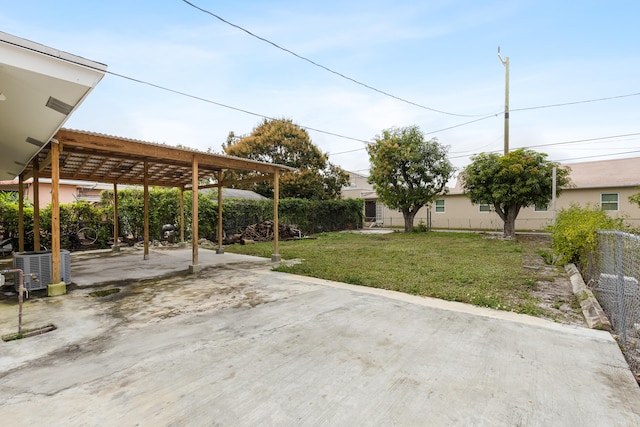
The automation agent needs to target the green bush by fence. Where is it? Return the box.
[549,203,630,268]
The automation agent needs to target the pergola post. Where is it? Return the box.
[179,186,185,247]
[48,140,65,296]
[33,158,40,252]
[143,161,149,260]
[112,183,120,252]
[18,175,24,252]
[216,170,224,254]
[271,171,281,262]
[189,156,201,273]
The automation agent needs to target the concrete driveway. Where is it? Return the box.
[1,247,639,426]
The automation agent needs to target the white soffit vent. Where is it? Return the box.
[46,96,73,115]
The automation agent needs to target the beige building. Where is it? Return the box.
[343,157,640,231]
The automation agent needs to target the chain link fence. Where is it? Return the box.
[590,230,640,376]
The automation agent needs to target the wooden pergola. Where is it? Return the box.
[17,128,293,285]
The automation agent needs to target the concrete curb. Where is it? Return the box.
[565,263,612,331]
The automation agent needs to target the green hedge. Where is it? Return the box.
[2,188,364,248]
[100,188,363,240]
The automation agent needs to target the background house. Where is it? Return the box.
[343,157,640,230]
[0,178,111,206]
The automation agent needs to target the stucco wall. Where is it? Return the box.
[348,186,640,231]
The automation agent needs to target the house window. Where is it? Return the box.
[479,203,492,213]
[435,199,445,213]
[534,204,548,212]
[601,193,619,211]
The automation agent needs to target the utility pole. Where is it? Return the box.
[498,46,509,155]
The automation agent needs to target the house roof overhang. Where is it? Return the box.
[0,31,107,181]
[1,31,294,189]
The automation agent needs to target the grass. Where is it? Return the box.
[226,231,547,315]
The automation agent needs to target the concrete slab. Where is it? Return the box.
[0,248,639,426]
[68,246,274,287]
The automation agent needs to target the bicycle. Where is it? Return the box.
[65,226,99,250]
[0,226,98,255]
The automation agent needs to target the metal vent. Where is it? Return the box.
[25,137,44,147]
[45,96,73,115]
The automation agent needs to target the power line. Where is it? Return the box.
[329,147,369,156]
[448,132,640,160]
[512,92,640,112]
[425,114,499,135]
[557,150,640,162]
[180,0,494,118]
[105,70,370,144]
[524,132,640,149]
[350,149,640,176]
[106,67,640,159]
[329,114,499,156]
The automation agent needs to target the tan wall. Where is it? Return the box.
[24,183,104,207]
[347,186,640,231]
[26,182,78,206]
[432,187,640,230]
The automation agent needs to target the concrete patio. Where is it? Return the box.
[0,247,639,426]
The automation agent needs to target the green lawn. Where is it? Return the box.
[226,231,549,315]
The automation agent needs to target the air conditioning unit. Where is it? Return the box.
[13,250,71,292]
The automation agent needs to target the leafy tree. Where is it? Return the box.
[461,148,570,239]
[367,126,454,232]
[223,118,349,200]
[630,192,640,208]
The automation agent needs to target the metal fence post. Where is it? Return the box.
[616,233,627,341]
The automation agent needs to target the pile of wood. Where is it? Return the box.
[225,221,302,245]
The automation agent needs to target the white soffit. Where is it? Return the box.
[0,31,107,180]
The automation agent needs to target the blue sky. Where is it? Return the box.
[2,0,639,176]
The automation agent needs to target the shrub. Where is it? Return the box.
[412,219,428,233]
[3,189,364,250]
[549,203,628,267]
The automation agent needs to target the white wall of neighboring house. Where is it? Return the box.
[343,157,640,230]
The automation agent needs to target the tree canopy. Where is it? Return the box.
[460,148,571,238]
[223,119,349,200]
[367,126,454,232]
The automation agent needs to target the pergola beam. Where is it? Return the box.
[56,129,285,174]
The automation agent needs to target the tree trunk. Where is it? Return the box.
[403,209,417,233]
[503,214,516,239]
[502,205,520,239]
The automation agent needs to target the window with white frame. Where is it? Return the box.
[601,193,619,211]
[479,203,491,213]
[435,199,445,213]
[534,203,548,212]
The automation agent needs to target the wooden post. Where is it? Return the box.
[18,175,24,252]
[51,141,61,284]
[216,170,224,254]
[33,158,40,252]
[143,161,149,260]
[189,156,200,272]
[113,183,120,251]
[179,186,185,245]
[271,171,281,262]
